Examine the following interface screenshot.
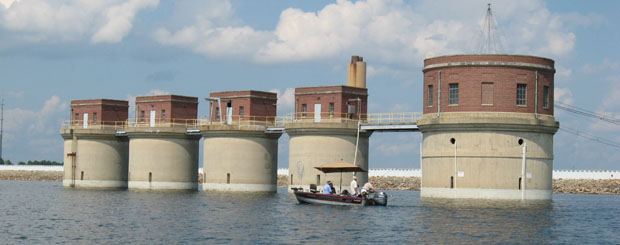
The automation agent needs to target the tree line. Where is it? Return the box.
[0,158,63,166]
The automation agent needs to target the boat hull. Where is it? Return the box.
[294,191,385,206]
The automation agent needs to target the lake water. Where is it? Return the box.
[1,181,619,244]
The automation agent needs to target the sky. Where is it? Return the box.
[0,0,618,170]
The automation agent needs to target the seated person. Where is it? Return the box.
[361,181,376,196]
[341,189,350,195]
[329,182,336,194]
[323,181,333,194]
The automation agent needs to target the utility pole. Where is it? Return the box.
[0,97,4,162]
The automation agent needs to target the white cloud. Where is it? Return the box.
[581,59,620,73]
[554,87,574,105]
[0,0,15,9]
[154,0,584,64]
[589,75,620,133]
[555,65,572,82]
[269,88,295,115]
[1,0,158,43]
[4,95,67,134]
[91,0,159,43]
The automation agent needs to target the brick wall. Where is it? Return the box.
[209,90,277,122]
[135,95,198,123]
[423,55,555,115]
[70,99,128,125]
[294,86,368,119]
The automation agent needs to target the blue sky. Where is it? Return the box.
[0,0,618,170]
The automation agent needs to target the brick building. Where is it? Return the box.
[70,99,128,127]
[418,54,559,200]
[423,54,555,115]
[208,90,277,124]
[135,95,198,125]
[294,85,368,121]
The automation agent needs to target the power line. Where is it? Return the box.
[555,101,620,126]
[559,126,620,149]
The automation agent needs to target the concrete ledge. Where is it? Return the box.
[128,181,198,190]
[421,187,551,200]
[201,183,276,192]
[63,180,127,188]
[201,129,282,138]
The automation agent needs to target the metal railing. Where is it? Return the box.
[60,112,422,130]
[365,112,422,124]
[61,120,127,130]
[127,118,201,129]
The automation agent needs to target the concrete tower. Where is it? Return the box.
[126,95,200,190]
[202,90,281,192]
[418,54,559,200]
[287,80,370,193]
[60,99,129,188]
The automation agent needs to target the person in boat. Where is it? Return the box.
[329,182,336,194]
[350,176,359,197]
[361,181,376,196]
[323,181,333,194]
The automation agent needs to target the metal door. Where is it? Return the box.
[314,104,321,122]
[83,113,88,128]
[150,110,156,127]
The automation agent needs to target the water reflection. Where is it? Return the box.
[416,198,554,243]
[1,182,619,243]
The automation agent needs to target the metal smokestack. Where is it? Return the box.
[347,56,366,88]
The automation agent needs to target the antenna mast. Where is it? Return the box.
[476,3,505,54]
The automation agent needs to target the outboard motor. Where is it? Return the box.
[373,192,388,206]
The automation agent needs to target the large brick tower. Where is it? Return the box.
[418,54,559,200]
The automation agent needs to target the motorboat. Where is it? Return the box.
[293,188,388,206]
[291,160,388,206]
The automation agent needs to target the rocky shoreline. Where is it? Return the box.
[2,171,619,195]
[0,170,62,181]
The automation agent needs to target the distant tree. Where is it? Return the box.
[5,160,12,165]
[18,161,26,165]
[0,157,4,165]
[25,160,63,166]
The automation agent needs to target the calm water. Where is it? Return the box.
[1,181,619,244]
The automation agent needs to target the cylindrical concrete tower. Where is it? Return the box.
[126,128,200,190]
[61,99,129,188]
[202,90,281,192]
[418,54,559,200]
[287,122,371,193]
[127,94,200,190]
[61,129,129,188]
[202,128,281,192]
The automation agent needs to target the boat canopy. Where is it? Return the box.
[314,161,367,173]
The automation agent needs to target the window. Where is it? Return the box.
[543,86,549,108]
[161,110,166,122]
[93,113,97,124]
[449,83,459,105]
[239,106,244,120]
[74,113,79,124]
[140,111,145,122]
[301,104,307,117]
[428,85,433,106]
[215,107,220,120]
[517,84,527,106]
[329,103,334,117]
[481,82,494,105]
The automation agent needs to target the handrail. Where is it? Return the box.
[60,112,422,130]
